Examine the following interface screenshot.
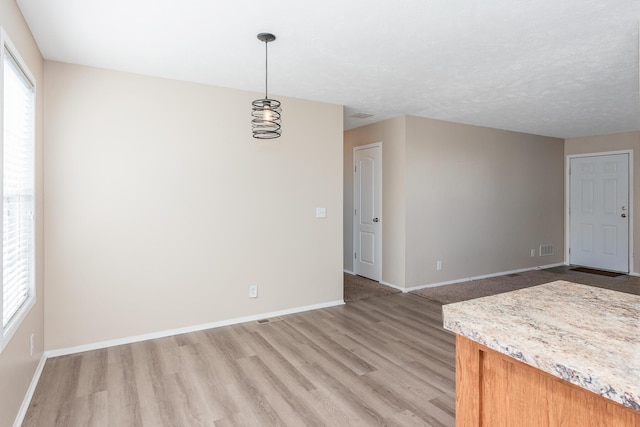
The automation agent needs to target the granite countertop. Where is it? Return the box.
[442,280,640,411]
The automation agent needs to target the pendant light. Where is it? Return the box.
[252,33,282,139]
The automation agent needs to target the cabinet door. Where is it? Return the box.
[455,336,640,427]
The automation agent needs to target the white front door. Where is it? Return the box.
[569,153,629,272]
[354,143,382,281]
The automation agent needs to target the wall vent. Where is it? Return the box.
[350,113,374,119]
[539,244,554,256]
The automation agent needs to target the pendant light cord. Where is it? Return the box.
[264,40,269,99]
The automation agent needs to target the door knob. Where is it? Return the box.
[622,214,627,218]
[373,217,379,223]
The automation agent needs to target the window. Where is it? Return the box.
[0,29,35,353]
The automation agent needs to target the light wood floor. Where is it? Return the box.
[24,294,456,426]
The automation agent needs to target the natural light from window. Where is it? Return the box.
[1,31,35,352]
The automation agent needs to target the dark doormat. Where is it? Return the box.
[570,267,625,277]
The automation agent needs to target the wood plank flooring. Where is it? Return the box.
[23,294,456,427]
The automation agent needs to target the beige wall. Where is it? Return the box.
[344,115,565,289]
[0,0,45,425]
[405,116,565,287]
[565,131,640,273]
[344,117,406,287]
[44,62,343,350]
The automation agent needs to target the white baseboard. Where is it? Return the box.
[404,263,566,293]
[13,353,46,427]
[343,269,355,275]
[45,300,344,358]
[379,280,405,292]
[534,262,566,270]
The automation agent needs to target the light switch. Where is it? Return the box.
[316,207,327,218]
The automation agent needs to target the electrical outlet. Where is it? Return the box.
[436,260,443,271]
[249,284,258,298]
[531,249,536,257]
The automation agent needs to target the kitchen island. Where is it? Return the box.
[442,280,640,426]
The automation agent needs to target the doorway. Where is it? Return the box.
[353,143,382,281]
[568,152,631,273]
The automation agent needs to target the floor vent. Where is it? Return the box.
[256,316,283,324]
[539,244,554,256]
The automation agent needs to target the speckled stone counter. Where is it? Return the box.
[442,280,640,412]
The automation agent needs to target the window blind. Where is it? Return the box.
[2,46,35,328]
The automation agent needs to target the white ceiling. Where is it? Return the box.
[16,0,640,138]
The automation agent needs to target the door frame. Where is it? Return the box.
[353,142,383,281]
[565,150,633,273]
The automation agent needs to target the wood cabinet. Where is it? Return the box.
[456,335,640,427]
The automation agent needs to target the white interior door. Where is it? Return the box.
[569,153,629,272]
[354,144,382,281]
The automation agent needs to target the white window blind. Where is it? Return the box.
[1,41,35,335]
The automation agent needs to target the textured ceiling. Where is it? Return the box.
[16,0,640,138]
